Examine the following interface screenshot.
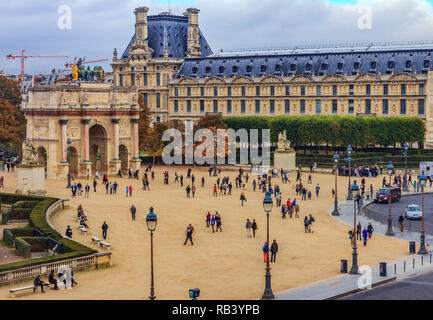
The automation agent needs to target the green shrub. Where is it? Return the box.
[3,228,35,247]
[1,211,8,224]
[15,238,31,258]
[12,201,40,209]
[8,207,32,220]
[0,193,44,205]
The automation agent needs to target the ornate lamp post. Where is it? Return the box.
[385,161,395,236]
[332,152,340,216]
[345,145,353,201]
[261,191,275,300]
[66,137,72,189]
[349,181,360,275]
[402,142,409,192]
[418,172,428,255]
[213,134,218,177]
[146,207,157,300]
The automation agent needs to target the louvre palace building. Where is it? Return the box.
[113,7,433,149]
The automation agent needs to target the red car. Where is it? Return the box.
[374,187,401,203]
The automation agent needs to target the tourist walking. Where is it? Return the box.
[399,213,405,232]
[215,213,222,232]
[262,242,269,262]
[252,219,257,237]
[362,227,368,246]
[356,222,362,240]
[240,192,247,206]
[130,205,136,220]
[129,185,133,197]
[211,215,216,233]
[308,214,315,233]
[102,221,108,240]
[304,216,310,233]
[206,212,211,227]
[126,186,129,197]
[270,240,278,262]
[246,219,252,237]
[367,222,374,239]
[184,224,194,245]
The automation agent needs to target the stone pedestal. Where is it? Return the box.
[80,161,93,178]
[129,158,141,172]
[109,160,121,176]
[274,150,296,172]
[16,164,46,196]
[57,162,69,180]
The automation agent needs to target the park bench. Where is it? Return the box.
[99,241,111,250]
[79,227,87,235]
[91,237,101,244]
[9,283,50,297]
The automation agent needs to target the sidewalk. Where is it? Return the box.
[274,193,433,300]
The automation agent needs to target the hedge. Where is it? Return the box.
[222,115,426,148]
[0,194,97,272]
[0,193,46,205]
[12,201,40,209]
[8,208,33,221]
[3,228,35,247]
[15,238,31,258]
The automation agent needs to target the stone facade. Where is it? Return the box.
[22,82,140,179]
[112,7,433,148]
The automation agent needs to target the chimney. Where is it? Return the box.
[185,8,201,58]
[134,7,149,44]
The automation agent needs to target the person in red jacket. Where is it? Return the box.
[129,185,133,197]
[213,184,217,197]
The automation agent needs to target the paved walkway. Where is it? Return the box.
[275,192,433,300]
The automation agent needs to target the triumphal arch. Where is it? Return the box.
[22,82,141,179]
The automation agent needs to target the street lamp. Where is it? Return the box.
[418,172,428,255]
[345,145,353,201]
[386,161,395,236]
[332,152,340,216]
[261,191,275,300]
[349,181,360,275]
[402,142,409,192]
[66,137,72,188]
[146,207,157,300]
[213,134,218,177]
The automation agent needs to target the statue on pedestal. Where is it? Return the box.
[277,130,292,151]
[22,138,38,165]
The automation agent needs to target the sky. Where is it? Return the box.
[2,0,433,75]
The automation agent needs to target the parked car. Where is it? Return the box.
[374,187,401,203]
[405,204,422,220]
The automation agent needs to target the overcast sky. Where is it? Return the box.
[2,0,433,75]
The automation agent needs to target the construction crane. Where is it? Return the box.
[64,57,109,68]
[6,50,69,75]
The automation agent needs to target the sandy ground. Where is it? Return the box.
[0,166,409,300]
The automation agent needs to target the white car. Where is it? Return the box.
[405,204,422,220]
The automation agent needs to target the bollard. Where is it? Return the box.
[413,258,415,269]
[394,264,396,275]
[404,261,406,272]
[422,256,424,267]
[430,253,432,264]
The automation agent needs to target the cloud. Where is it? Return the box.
[1,0,433,74]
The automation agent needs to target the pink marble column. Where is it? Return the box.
[60,119,68,162]
[82,119,90,161]
[112,119,120,160]
[132,118,140,159]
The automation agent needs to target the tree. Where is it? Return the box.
[0,75,21,106]
[0,99,26,152]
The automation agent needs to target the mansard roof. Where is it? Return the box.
[176,41,433,79]
[121,14,213,60]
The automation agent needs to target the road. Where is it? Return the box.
[368,193,433,235]
[342,270,433,300]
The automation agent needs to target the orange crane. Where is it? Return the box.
[64,57,109,68]
[6,50,69,75]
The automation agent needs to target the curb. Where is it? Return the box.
[325,276,397,300]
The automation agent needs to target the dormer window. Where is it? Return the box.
[232,66,239,73]
[192,67,198,74]
[321,63,328,71]
[424,60,430,68]
[260,65,267,73]
[370,61,377,69]
[246,65,253,73]
[305,63,312,71]
[387,61,395,69]
[275,64,282,72]
[354,62,360,70]
[337,63,344,70]
[205,66,212,74]
[405,60,412,69]
[290,64,297,71]
[218,66,225,74]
